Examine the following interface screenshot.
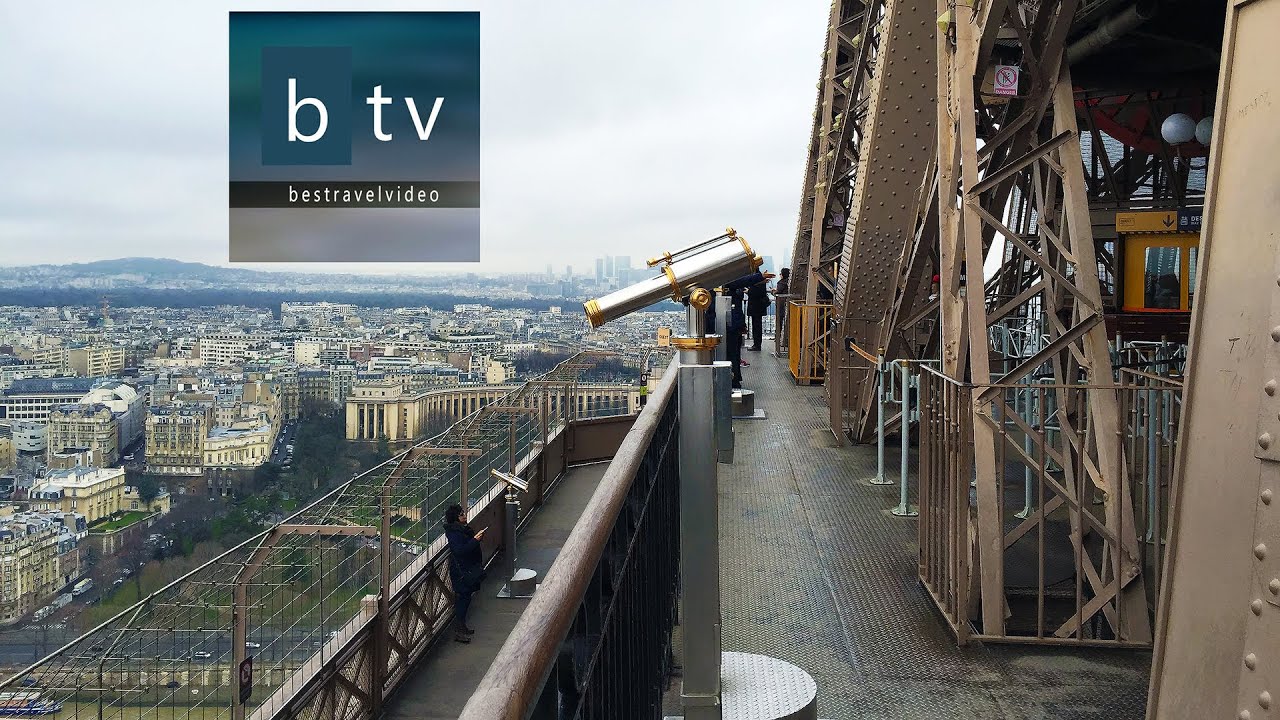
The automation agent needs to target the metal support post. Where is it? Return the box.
[677,290,722,720]
[492,469,537,598]
[713,360,734,465]
[1145,387,1158,543]
[871,358,893,485]
[892,362,918,517]
[1015,387,1035,519]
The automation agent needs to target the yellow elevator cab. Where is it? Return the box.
[1116,210,1201,313]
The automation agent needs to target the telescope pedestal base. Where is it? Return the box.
[666,651,819,720]
[496,567,538,598]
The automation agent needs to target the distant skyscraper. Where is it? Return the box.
[565,265,573,280]
[595,258,605,283]
[605,256,615,279]
[546,263,554,280]
[615,256,631,285]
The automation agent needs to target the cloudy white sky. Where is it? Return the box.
[0,1,828,275]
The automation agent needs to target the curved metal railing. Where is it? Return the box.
[460,359,680,719]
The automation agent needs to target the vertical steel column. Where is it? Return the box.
[872,359,892,485]
[375,483,390,719]
[1016,387,1035,519]
[459,456,470,511]
[1146,387,1158,543]
[893,361,918,517]
[677,292,722,720]
[501,486,519,594]
[1149,2,1280,711]
[713,360,734,465]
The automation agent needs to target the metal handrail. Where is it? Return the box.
[918,364,1179,391]
[459,359,679,718]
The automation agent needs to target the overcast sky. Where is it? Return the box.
[0,1,827,275]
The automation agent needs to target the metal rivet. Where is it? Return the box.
[1257,544,1268,560]
[1263,489,1274,505]
[1270,579,1280,595]
[1261,692,1272,709]
[1247,653,1259,670]
[1272,327,1280,342]
[1240,710,1252,720]
[1261,434,1274,450]
[1252,599,1264,615]
[1268,380,1278,396]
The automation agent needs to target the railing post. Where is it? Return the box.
[1015,386,1035,519]
[232,571,249,720]
[460,456,470,512]
[509,417,516,472]
[893,361,918,517]
[872,358,892,485]
[375,483,391,719]
[713,360,734,464]
[538,390,549,504]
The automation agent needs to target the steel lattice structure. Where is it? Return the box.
[787,0,1194,646]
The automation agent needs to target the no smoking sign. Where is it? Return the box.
[993,65,1019,97]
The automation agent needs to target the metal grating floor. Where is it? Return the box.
[704,344,1151,720]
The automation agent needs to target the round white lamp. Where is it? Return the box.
[1194,116,1213,145]
[1160,113,1196,145]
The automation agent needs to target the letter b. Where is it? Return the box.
[261,47,351,165]
[288,78,328,143]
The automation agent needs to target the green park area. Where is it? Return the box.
[91,511,153,532]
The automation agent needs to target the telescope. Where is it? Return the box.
[582,231,770,716]
[489,468,529,493]
[583,229,762,329]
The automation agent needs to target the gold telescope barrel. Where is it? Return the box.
[584,232,762,328]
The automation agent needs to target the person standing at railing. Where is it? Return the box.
[727,288,746,388]
[746,273,771,351]
[443,504,487,643]
[773,267,790,353]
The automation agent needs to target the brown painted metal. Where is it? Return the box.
[920,0,1152,644]
[232,525,378,720]
[1148,1,1280,714]
[826,0,938,440]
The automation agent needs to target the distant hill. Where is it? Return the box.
[56,257,268,282]
[0,257,402,288]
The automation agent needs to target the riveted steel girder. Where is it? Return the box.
[926,0,1149,644]
[1148,0,1280,715]
[825,0,939,439]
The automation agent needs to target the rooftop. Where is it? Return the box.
[207,424,272,439]
[3,377,96,396]
[45,465,125,486]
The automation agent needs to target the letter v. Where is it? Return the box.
[404,97,445,140]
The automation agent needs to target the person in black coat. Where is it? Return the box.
[746,276,770,350]
[442,504,486,643]
[727,289,746,388]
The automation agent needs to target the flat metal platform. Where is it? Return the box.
[671,341,1151,720]
[380,464,608,720]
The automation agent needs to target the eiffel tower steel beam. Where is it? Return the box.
[825,0,939,437]
[788,0,884,307]
[1148,0,1280,714]
[931,0,1149,642]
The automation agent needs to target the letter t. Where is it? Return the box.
[367,85,393,142]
